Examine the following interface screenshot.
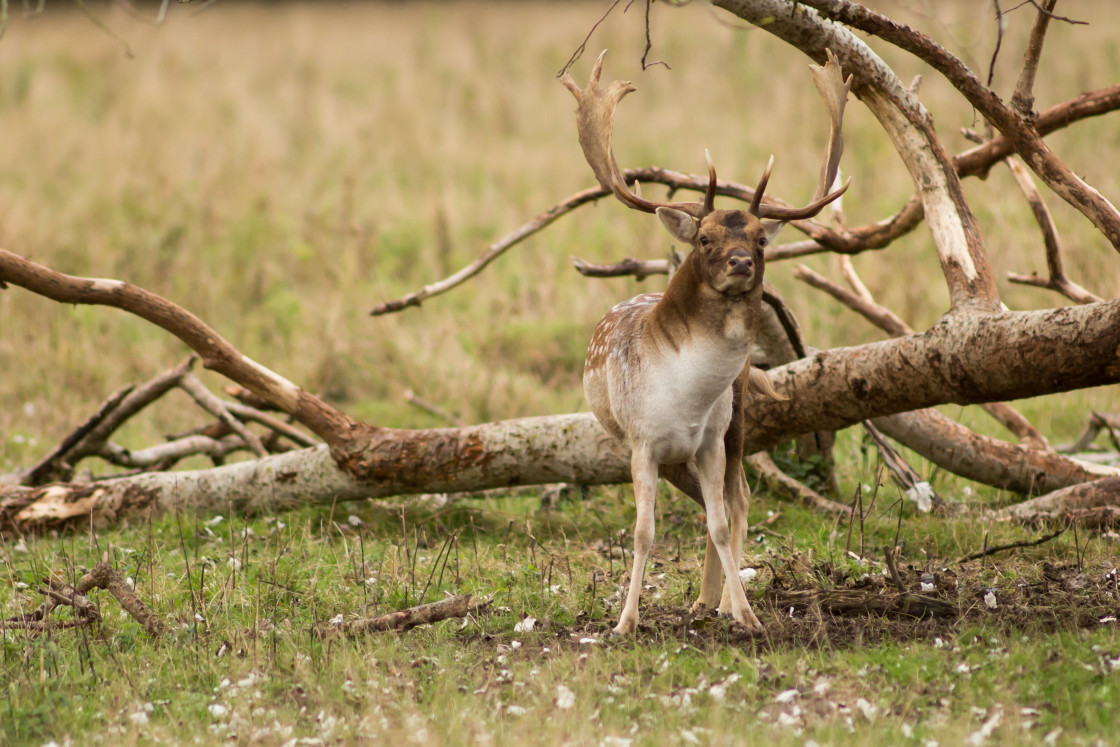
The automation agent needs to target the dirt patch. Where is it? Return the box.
[473,556,1120,651]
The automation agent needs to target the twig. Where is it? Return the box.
[793,264,911,336]
[337,593,481,634]
[571,257,668,281]
[883,546,907,593]
[957,527,1065,563]
[862,420,940,508]
[371,186,608,315]
[404,390,463,427]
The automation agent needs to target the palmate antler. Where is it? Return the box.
[560,49,851,222]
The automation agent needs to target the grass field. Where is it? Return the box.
[1,1,1119,744]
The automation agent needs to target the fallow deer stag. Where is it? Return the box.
[561,49,850,636]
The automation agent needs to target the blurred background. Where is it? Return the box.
[1,1,1116,485]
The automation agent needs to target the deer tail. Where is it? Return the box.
[746,366,787,402]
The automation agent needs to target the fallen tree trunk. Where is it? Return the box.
[0,414,629,536]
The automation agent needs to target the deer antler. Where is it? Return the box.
[561,49,851,224]
[560,50,716,219]
[751,49,852,221]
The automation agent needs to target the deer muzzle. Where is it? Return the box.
[726,252,755,277]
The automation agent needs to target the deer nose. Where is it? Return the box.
[727,252,754,275]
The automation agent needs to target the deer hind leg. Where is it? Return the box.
[614,447,659,636]
[695,442,762,631]
[693,532,724,613]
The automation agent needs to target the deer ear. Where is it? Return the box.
[761,220,786,244]
[656,207,698,243]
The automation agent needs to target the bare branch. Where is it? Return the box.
[873,408,1117,496]
[957,526,1065,563]
[1011,0,1058,116]
[784,0,1120,253]
[792,264,911,336]
[16,381,135,485]
[404,389,463,427]
[337,593,480,634]
[1064,412,1120,453]
[1000,476,1120,524]
[0,249,358,445]
[178,373,267,458]
[571,256,668,281]
[1004,156,1102,305]
[98,435,249,470]
[371,185,607,315]
[745,452,851,515]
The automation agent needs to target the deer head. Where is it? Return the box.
[559,49,852,263]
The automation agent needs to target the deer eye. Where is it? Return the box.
[699,236,710,247]
[758,237,769,248]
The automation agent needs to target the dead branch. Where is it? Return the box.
[5,357,197,486]
[13,381,135,486]
[404,389,463,427]
[0,250,358,445]
[745,452,851,515]
[571,256,668,281]
[766,587,956,619]
[219,400,318,448]
[337,593,478,634]
[957,84,1120,179]
[861,420,942,509]
[1011,0,1058,117]
[178,373,267,458]
[783,0,1120,253]
[78,557,166,636]
[98,435,249,469]
[370,185,608,315]
[1064,412,1120,453]
[999,477,1120,523]
[2,555,165,637]
[1004,157,1102,304]
[793,264,910,336]
[793,264,1051,451]
[956,527,1065,564]
[883,546,906,593]
[718,0,1002,312]
[872,408,1116,496]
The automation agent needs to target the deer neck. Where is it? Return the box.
[647,251,763,356]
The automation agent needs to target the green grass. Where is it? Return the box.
[2,1,1120,745]
[3,494,1120,745]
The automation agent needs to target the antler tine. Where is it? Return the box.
[753,49,853,223]
[702,149,718,214]
[749,155,774,217]
[561,50,709,218]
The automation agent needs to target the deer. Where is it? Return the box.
[561,49,850,636]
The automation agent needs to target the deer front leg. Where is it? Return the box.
[614,446,659,636]
[695,443,762,631]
